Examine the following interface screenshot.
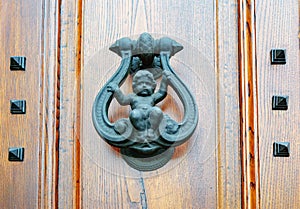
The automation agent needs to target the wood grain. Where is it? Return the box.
[256,0,300,208]
[216,1,242,208]
[0,0,59,208]
[56,0,83,208]
[38,1,60,208]
[1,0,299,208]
[0,0,244,208]
[81,0,241,208]
[238,0,261,208]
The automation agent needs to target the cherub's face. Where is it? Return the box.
[133,77,155,96]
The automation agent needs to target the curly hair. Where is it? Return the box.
[132,70,156,90]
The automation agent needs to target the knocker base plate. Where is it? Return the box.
[121,147,175,171]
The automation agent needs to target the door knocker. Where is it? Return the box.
[92,33,198,171]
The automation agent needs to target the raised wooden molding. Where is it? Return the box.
[56,0,83,208]
[39,1,60,208]
[238,0,261,208]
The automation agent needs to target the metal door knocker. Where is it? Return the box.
[92,33,198,171]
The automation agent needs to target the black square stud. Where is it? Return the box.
[10,56,26,71]
[273,142,290,157]
[9,147,25,161]
[272,96,288,110]
[270,49,286,65]
[10,100,26,114]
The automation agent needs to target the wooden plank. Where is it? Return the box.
[238,0,261,208]
[256,0,300,208]
[216,0,242,208]
[0,0,59,208]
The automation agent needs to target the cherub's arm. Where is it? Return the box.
[107,82,132,105]
[153,71,171,104]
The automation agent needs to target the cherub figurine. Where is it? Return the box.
[107,70,171,136]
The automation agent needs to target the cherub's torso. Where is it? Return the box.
[130,94,155,110]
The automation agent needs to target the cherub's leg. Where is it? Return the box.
[129,109,147,131]
[149,107,163,130]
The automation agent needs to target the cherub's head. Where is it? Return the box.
[132,70,156,96]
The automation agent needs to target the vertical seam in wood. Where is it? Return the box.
[253,2,261,206]
[38,0,46,208]
[74,0,83,208]
[214,0,224,208]
[56,0,62,208]
[139,177,148,209]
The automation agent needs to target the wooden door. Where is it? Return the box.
[0,0,299,209]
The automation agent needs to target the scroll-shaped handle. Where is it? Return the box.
[92,33,198,171]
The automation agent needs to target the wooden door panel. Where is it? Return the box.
[256,0,300,208]
[77,0,241,208]
[0,0,58,208]
[0,1,42,208]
